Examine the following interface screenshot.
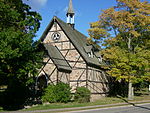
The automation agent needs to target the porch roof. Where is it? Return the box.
[44,44,72,73]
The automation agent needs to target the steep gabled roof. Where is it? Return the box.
[40,16,104,69]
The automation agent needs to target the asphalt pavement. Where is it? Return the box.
[64,103,150,113]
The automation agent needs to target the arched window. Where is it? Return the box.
[37,74,48,90]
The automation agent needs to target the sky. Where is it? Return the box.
[22,0,117,40]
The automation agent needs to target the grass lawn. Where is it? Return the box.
[0,107,3,112]
[22,94,150,111]
[23,97,124,111]
[0,89,149,112]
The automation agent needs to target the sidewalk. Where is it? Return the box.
[3,100,150,113]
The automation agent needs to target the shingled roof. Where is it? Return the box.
[40,16,104,69]
[44,44,72,73]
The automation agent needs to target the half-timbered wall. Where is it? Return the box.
[38,22,109,101]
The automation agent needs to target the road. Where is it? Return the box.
[65,103,150,113]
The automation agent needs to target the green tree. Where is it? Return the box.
[0,0,42,109]
[88,0,150,100]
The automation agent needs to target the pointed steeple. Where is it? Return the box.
[67,0,74,16]
[66,0,75,28]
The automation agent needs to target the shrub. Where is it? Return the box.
[42,82,72,103]
[55,82,72,103]
[42,84,56,103]
[74,86,91,103]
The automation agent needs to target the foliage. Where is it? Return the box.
[42,82,72,103]
[42,84,57,103]
[133,76,150,91]
[74,87,91,103]
[55,82,72,103]
[0,0,42,109]
[109,78,128,97]
[88,0,150,84]
[1,79,29,110]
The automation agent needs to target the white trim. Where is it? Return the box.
[71,15,74,24]
[67,16,70,23]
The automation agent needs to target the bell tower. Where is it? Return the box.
[66,0,75,28]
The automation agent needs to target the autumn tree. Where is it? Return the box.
[0,0,42,109]
[88,0,150,100]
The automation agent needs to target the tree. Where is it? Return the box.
[0,0,42,109]
[88,0,150,100]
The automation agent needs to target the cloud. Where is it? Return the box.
[35,0,48,6]
[23,0,48,10]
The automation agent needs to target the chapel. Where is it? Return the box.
[37,0,110,101]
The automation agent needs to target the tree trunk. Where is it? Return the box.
[148,85,150,95]
[127,37,134,100]
[128,37,131,51]
[128,81,133,100]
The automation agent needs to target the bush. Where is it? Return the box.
[55,82,72,103]
[74,87,91,103]
[42,82,72,103]
[42,84,56,103]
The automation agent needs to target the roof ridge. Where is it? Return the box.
[40,16,104,69]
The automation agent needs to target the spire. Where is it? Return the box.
[67,0,74,16]
[66,0,75,28]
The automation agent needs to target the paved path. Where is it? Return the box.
[64,103,150,113]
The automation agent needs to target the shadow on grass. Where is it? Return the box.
[116,95,135,106]
[134,92,142,96]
